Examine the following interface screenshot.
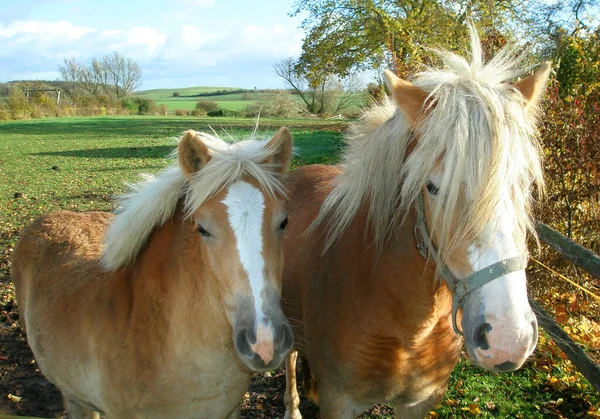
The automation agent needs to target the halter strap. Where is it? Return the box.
[413,192,528,335]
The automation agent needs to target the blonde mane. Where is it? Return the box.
[100,132,286,271]
[317,27,545,264]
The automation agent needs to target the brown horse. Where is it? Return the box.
[282,28,551,418]
[12,128,294,418]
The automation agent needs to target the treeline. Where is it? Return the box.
[58,52,141,101]
[0,52,157,120]
[0,80,165,120]
[173,88,250,98]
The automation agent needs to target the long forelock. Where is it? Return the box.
[317,34,544,260]
[100,133,286,271]
[183,137,287,218]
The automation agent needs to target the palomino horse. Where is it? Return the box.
[282,29,551,418]
[12,128,294,418]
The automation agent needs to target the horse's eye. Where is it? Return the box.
[280,217,289,230]
[197,224,211,237]
[426,181,439,196]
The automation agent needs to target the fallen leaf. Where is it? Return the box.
[7,393,21,403]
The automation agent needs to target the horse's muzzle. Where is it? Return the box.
[234,320,293,371]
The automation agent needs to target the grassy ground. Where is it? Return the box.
[0,116,598,418]
[134,86,263,112]
[155,99,255,111]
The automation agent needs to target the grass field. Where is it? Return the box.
[134,86,264,112]
[0,116,598,418]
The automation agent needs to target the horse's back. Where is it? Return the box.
[12,211,112,331]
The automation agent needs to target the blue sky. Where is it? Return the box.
[0,0,306,90]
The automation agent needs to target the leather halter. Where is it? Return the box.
[413,192,528,336]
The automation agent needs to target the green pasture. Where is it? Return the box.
[155,99,254,111]
[134,86,241,99]
[134,86,264,112]
[0,116,598,418]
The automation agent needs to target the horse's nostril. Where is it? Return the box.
[234,328,254,358]
[474,322,491,350]
[530,319,539,347]
[278,323,294,352]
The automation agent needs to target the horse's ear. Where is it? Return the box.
[513,62,552,111]
[383,69,429,126]
[264,127,293,174]
[178,130,211,180]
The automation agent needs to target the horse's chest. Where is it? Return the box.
[336,327,461,405]
[101,347,251,416]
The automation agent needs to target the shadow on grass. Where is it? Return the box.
[30,131,346,164]
[0,117,349,139]
[32,146,174,159]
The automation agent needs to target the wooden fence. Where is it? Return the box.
[532,221,600,392]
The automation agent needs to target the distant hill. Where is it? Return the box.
[134,86,279,112]
[134,86,248,100]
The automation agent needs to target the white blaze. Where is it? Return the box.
[467,189,531,353]
[222,181,269,326]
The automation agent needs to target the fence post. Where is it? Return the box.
[535,221,600,279]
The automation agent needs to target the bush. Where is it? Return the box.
[121,97,157,115]
[175,109,188,116]
[172,91,181,97]
[191,108,207,117]
[157,104,168,116]
[6,88,30,119]
[195,100,219,112]
[207,108,240,117]
[242,91,304,118]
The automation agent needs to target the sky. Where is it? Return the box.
[0,0,307,90]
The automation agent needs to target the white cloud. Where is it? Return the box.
[239,23,303,57]
[0,20,95,39]
[0,18,305,88]
[173,0,215,7]
[98,26,168,59]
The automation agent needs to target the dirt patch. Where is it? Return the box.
[0,297,64,418]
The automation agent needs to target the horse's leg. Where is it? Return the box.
[283,349,302,419]
[63,395,101,419]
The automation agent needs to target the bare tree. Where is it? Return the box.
[274,57,364,116]
[79,59,105,97]
[101,52,142,98]
[326,74,365,116]
[273,57,317,112]
[57,58,82,100]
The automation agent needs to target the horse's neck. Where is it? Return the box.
[336,206,453,337]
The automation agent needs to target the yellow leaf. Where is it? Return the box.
[461,403,481,415]
[7,394,21,403]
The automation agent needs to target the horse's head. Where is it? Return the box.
[385,46,551,372]
[178,128,294,371]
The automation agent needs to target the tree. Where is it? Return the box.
[57,53,142,100]
[290,0,552,78]
[539,26,600,246]
[79,59,105,98]
[57,58,82,100]
[101,52,142,98]
[274,57,362,115]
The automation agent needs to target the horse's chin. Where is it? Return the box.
[237,352,285,372]
[464,340,533,372]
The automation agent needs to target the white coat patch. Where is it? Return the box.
[222,181,268,323]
